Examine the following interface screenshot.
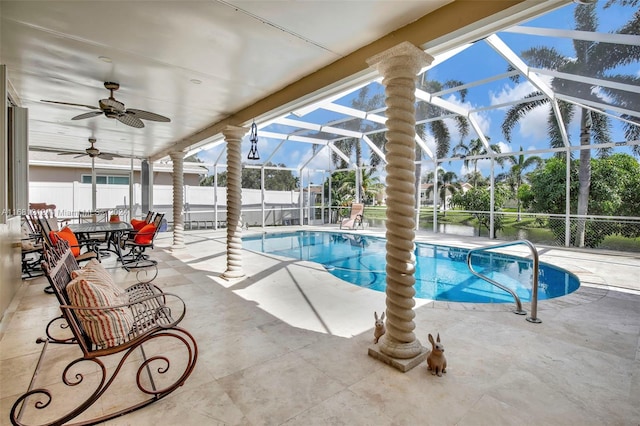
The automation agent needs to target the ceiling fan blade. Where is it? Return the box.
[72,111,104,120]
[99,153,114,160]
[40,100,100,110]
[126,108,171,122]
[57,151,83,156]
[116,113,145,128]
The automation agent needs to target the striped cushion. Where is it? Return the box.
[71,259,125,299]
[66,276,134,349]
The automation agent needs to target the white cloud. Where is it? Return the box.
[490,81,550,141]
[444,94,491,139]
[496,141,512,155]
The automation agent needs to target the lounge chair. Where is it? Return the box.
[339,203,365,230]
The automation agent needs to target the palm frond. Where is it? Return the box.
[429,120,451,159]
[604,0,639,8]
[547,102,574,152]
[591,112,613,157]
[443,80,468,101]
[501,91,548,142]
[521,47,570,70]
[591,10,640,70]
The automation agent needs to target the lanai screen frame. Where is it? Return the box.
[182,0,639,246]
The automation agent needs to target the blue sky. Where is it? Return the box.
[196,1,639,186]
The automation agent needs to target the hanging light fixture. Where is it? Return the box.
[247,121,260,160]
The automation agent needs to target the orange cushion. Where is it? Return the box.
[134,223,156,245]
[130,219,147,231]
[50,227,80,257]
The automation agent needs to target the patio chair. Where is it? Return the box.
[21,215,44,278]
[120,213,164,267]
[38,217,100,263]
[339,203,365,230]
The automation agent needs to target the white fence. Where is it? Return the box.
[29,182,308,227]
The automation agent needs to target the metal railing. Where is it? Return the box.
[466,239,541,324]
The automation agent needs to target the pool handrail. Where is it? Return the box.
[466,239,541,324]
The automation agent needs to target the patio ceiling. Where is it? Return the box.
[194,0,640,172]
[2,0,578,163]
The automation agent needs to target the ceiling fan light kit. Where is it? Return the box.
[42,82,171,128]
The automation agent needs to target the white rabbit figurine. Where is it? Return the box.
[374,311,386,343]
[427,333,447,376]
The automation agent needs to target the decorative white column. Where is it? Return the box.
[170,151,186,250]
[222,125,248,279]
[366,42,433,372]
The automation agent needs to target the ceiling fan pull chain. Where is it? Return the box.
[248,121,260,160]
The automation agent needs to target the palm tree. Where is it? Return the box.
[415,76,470,207]
[452,137,504,187]
[337,168,383,205]
[329,86,386,202]
[424,170,462,216]
[501,1,639,246]
[496,147,543,220]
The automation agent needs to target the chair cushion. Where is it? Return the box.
[130,219,147,231]
[134,223,156,245]
[72,259,125,299]
[66,276,134,349]
[50,227,80,257]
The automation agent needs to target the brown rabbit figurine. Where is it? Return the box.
[374,311,386,343]
[427,333,446,376]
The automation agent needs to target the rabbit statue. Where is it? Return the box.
[427,333,447,376]
[373,311,386,343]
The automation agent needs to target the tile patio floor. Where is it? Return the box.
[1,227,639,425]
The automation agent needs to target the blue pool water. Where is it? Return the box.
[242,231,580,303]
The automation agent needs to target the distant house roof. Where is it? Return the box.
[28,151,207,175]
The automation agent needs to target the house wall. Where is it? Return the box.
[0,217,22,323]
[29,165,201,186]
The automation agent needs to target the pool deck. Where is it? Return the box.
[1,226,639,425]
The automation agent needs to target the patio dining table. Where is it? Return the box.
[68,221,133,262]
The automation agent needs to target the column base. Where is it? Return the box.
[368,344,428,373]
[221,270,246,280]
[171,244,186,251]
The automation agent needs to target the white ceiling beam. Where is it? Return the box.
[362,135,386,163]
[320,102,387,125]
[259,130,327,145]
[551,99,570,148]
[557,94,640,119]
[531,67,640,95]
[431,70,520,97]
[415,134,434,161]
[471,94,547,112]
[264,139,288,164]
[321,126,362,139]
[440,139,639,163]
[485,34,555,100]
[277,117,322,132]
[327,142,351,165]
[300,145,326,170]
[504,26,640,46]
[416,88,492,151]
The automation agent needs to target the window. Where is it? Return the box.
[81,175,130,185]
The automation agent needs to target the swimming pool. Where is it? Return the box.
[242,231,580,303]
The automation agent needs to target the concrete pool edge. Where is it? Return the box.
[243,229,596,309]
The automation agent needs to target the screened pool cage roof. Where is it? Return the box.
[186,1,639,180]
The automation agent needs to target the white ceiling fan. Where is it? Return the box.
[41,82,171,128]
